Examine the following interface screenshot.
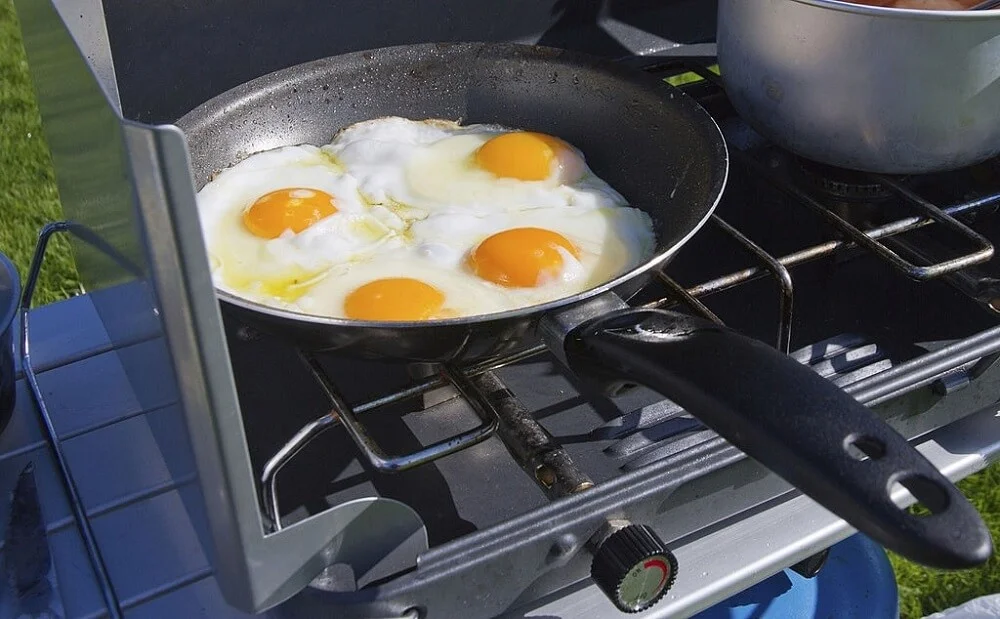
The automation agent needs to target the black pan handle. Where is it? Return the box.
[563,308,992,569]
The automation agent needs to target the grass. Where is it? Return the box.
[0,2,998,616]
[664,64,721,88]
[0,0,78,304]
[891,470,1000,618]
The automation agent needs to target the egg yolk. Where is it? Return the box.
[344,278,446,321]
[468,227,579,288]
[474,132,564,181]
[243,188,337,239]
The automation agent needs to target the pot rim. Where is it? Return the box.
[790,0,1000,19]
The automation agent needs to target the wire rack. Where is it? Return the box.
[257,61,1000,531]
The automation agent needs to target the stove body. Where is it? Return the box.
[9,1,1000,618]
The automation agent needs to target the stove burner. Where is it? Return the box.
[795,158,893,202]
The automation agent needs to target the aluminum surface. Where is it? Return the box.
[716,0,1000,173]
[302,353,500,474]
[502,400,1000,619]
[272,320,1000,618]
[13,255,1000,619]
[12,284,1000,618]
[13,0,141,293]
[14,0,1000,614]
[50,0,121,108]
[121,120,428,613]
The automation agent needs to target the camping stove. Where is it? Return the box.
[7,1,1000,618]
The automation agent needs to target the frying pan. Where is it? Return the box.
[176,42,992,569]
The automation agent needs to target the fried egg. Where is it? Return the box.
[290,256,524,320]
[197,119,658,322]
[409,204,656,305]
[322,116,628,214]
[287,203,657,321]
[196,144,406,305]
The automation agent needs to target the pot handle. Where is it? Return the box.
[563,307,992,569]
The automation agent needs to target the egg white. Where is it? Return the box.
[290,254,524,319]
[409,204,656,303]
[197,122,658,320]
[240,202,657,320]
[320,117,461,208]
[322,117,628,215]
[196,144,406,306]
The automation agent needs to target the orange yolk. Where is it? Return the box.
[242,188,337,239]
[344,278,446,321]
[474,131,564,181]
[467,227,579,288]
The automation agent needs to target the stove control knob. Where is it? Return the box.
[591,524,678,613]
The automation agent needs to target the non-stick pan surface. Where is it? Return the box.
[177,42,726,361]
[176,42,991,576]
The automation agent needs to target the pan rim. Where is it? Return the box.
[178,41,730,331]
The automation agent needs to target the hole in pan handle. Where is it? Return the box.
[554,302,992,569]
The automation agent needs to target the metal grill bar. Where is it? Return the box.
[262,355,501,529]
[303,352,499,474]
[261,413,337,529]
[738,151,995,279]
[710,215,794,353]
[256,66,1000,528]
[653,58,997,281]
[259,180,1000,525]
[652,273,723,325]
[846,324,1000,407]
[685,193,1000,302]
[454,370,594,499]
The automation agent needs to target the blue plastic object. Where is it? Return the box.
[0,251,20,434]
[694,534,899,619]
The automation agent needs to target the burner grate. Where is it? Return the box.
[257,61,1000,534]
[795,158,895,202]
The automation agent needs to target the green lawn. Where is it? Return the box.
[1,0,78,304]
[1,1,997,616]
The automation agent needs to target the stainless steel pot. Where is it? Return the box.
[716,0,1000,174]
